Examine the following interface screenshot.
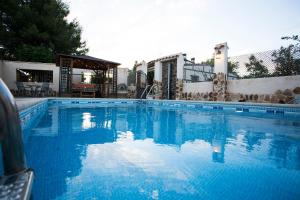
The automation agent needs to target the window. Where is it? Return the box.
[16,69,53,82]
[190,75,199,82]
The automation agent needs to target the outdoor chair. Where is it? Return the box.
[16,82,31,96]
[33,85,41,97]
[37,82,53,96]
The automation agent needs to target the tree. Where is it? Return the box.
[201,58,214,66]
[228,61,239,77]
[201,58,239,77]
[244,55,269,78]
[0,0,88,63]
[127,61,137,86]
[272,35,300,76]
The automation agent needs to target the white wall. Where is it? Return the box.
[154,61,162,82]
[136,61,147,86]
[0,60,101,92]
[136,61,147,74]
[228,75,300,94]
[117,68,128,85]
[183,76,300,95]
[183,81,213,93]
[1,60,60,91]
[176,53,185,79]
[214,42,228,74]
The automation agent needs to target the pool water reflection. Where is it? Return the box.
[24,104,300,200]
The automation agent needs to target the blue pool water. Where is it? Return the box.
[22,102,300,199]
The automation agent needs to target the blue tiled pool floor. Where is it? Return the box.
[23,102,300,199]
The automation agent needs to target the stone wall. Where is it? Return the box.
[176,79,183,100]
[228,88,299,104]
[153,80,162,99]
[127,89,136,99]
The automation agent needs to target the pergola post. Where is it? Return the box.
[59,57,72,96]
[106,67,110,97]
[69,58,73,93]
[112,67,117,97]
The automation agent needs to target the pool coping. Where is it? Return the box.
[16,98,48,111]
[48,97,300,107]
[17,97,300,129]
[16,97,300,114]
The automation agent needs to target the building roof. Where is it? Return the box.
[147,53,184,64]
[214,42,228,50]
[56,54,120,70]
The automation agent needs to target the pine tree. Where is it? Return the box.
[0,0,88,62]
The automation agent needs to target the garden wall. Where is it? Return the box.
[182,75,300,103]
[227,76,300,95]
[183,82,213,93]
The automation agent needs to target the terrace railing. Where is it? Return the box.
[183,64,215,82]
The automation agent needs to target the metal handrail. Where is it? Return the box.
[0,79,27,175]
[146,84,155,97]
[140,85,150,99]
[286,97,296,104]
[146,83,159,98]
[0,79,34,200]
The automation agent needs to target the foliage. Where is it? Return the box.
[228,61,239,77]
[200,58,239,77]
[0,0,88,63]
[272,35,300,76]
[244,55,269,78]
[201,58,214,66]
[15,45,53,62]
[127,61,137,86]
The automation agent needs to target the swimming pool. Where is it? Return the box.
[20,99,300,199]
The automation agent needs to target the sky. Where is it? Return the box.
[65,0,300,69]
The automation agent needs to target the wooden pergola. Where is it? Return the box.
[56,54,120,97]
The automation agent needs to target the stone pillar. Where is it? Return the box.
[212,43,229,101]
[212,73,227,101]
[112,67,117,97]
[176,79,183,100]
[153,80,162,99]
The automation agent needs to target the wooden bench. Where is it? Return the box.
[72,84,97,98]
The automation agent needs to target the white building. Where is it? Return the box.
[117,67,128,86]
[135,53,214,99]
[0,60,128,95]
